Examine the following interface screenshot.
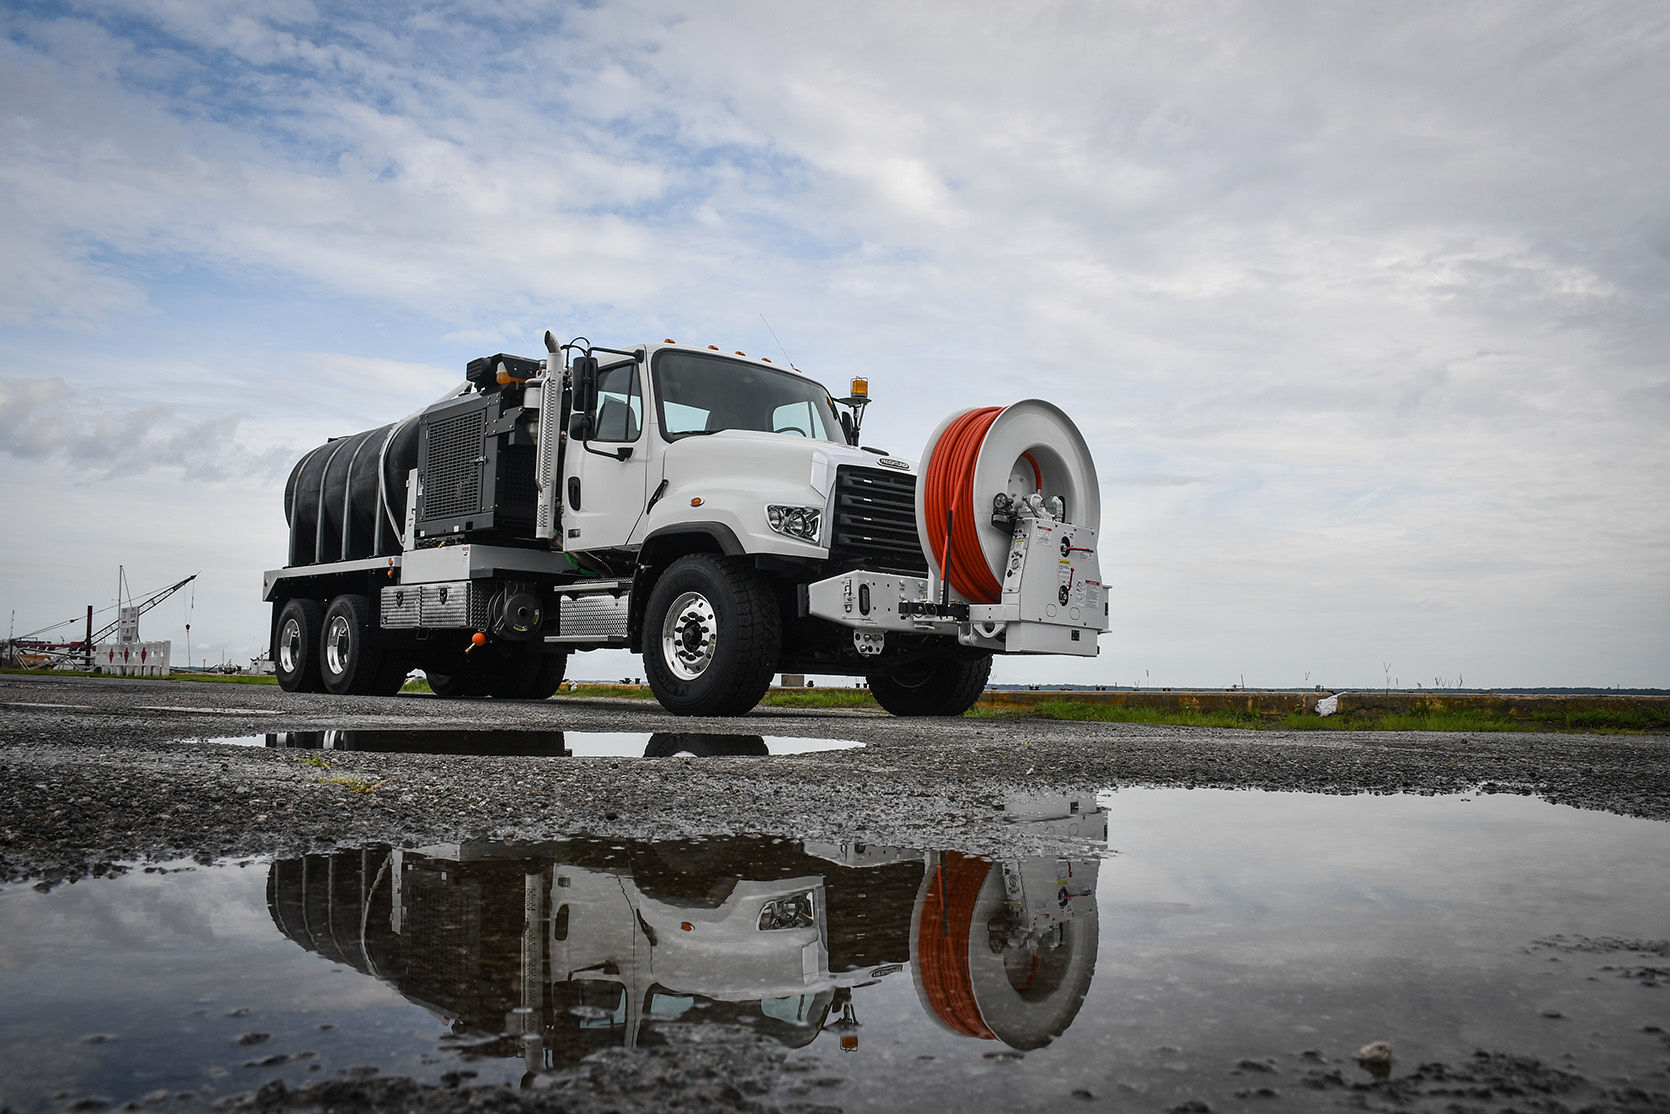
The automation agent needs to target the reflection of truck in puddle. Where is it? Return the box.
[259,729,809,758]
[267,799,1104,1074]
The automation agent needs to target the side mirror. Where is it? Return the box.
[571,356,599,420]
[840,411,857,446]
[568,412,594,441]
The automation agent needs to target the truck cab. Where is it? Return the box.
[559,343,914,569]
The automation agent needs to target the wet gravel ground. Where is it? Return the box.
[3,672,1668,1114]
[4,673,1667,886]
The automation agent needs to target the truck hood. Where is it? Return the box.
[658,430,916,502]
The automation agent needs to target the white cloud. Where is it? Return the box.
[0,0,1665,684]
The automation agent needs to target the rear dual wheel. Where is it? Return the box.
[425,666,486,699]
[490,650,568,699]
[274,599,326,693]
[275,594,407,695]
[426,647,567,699]
[867,652,992,717]
[320,594,408,696]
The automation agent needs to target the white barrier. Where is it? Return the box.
[94,640,172,677]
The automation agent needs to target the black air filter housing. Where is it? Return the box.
[413,389,537,543]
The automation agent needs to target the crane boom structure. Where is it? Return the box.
[3,573,197,670]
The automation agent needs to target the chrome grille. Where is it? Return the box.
[828,466,928,576]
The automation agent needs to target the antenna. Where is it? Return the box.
[761,314,794,368]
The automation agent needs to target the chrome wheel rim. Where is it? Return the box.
[324,614,352,676]
[661,591,717,681]
[278,618,302,673]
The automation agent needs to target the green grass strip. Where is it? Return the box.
[760,689,879,709]
[1009,698,1665,733]
[559,684,658,699]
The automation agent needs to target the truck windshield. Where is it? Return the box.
[653,351,844,443]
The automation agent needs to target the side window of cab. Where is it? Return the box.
[593,361,642,442]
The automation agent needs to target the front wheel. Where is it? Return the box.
[642,554,780,717]
[867,652,992,717]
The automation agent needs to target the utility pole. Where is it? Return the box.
[84,605,93,672]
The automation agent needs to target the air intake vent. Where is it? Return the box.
[424,409,485,520]
[500,443,538,518]
[828,466,928,576]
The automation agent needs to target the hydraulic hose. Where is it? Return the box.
[917,851,997,1040]
[922,407,1007,604]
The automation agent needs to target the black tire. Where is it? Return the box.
[642,554,780,717]
[425,668,487,698]
[369,653,412,697]
[867,652,992,717]
[319,594,387,696]
[488,651,569,699]
[643,732,769,757]
[273,598,326,693]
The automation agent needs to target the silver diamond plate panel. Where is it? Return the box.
[420,581,470,627]
[381,585,420,628]
[557,592,630,640]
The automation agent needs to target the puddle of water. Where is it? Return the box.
[2,790,1666,1113]
[205,730,863,756]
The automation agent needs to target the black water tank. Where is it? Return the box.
[284,418,419,566]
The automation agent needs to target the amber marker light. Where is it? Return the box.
[690,497,704,507]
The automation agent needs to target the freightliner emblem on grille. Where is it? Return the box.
[877,458,910,471]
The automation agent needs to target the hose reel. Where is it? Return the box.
[910,850,1100,1050]
[915,400,1101,605]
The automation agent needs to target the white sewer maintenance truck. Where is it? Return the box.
[263,332,1106,716]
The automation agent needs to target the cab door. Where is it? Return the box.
[562,356,649,550]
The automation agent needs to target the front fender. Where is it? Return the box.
[639,432,834,560]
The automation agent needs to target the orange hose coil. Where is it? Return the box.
[916,851,998,1040]
[922,407,1019,604]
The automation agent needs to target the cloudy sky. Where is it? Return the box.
[1,0,1665,689]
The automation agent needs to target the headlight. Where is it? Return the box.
[758,890,815,930]
[766,504,821,544]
